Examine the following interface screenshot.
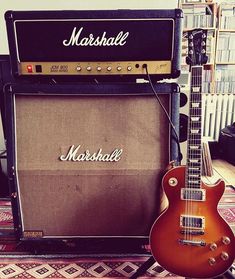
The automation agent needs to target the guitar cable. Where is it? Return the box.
[143,64,183,165]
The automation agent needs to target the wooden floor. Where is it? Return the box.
[212,159,235,186]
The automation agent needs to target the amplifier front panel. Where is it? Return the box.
[14,94,170,238]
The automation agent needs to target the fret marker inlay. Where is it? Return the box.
[189,159,199,163]
[191,117,200,121]
[189,145,200,149]
[191,129,200,134]
[192,87,200,92]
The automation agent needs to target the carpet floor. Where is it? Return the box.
[0,185,234,278]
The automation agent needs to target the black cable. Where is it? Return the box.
[143,64,182,164]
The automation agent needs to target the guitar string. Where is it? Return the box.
[191,66,197,242]
[187,65,194,242]
[190,39,197,242]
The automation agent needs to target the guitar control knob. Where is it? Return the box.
[107,66,112,71]
[117,66,122,71]
[222,236,231,245]
[76,66,82,72]
[208,258,216,266]
[168,177,178,186]
[97,66,102,72]
[86,66,92,71]
[209,243,217,251]
[127,66,132,71]
[221,252,229,261]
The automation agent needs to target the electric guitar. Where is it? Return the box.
[149,29,235,278]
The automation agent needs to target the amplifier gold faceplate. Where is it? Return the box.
[19,61,172,75]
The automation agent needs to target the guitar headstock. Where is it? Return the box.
[186,29,208,67]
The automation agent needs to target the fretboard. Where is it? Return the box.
[186,66,203,189]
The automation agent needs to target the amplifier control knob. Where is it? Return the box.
[97,66,102,72]
[127,66,132,71]
[86,66,92,71]
[107,66,112,71]
[117,66,122,71]
[76,66,82,72]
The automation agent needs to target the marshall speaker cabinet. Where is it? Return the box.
[5,83,180,241]
[5,9,183,81]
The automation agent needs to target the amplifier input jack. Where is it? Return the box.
[142,63,147,69]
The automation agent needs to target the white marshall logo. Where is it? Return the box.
[63,27,129,47]
[59,145,123,162]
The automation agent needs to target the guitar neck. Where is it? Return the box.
[186,65,203,189]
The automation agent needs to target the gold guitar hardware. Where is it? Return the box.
[221,252,229,261]
[208,258,216,266]
[168,177,178,186]
[209,243,217,251]
[222,236,231,245]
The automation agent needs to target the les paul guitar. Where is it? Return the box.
[150,29,235,278]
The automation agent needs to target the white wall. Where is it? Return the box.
[0,0,178,54]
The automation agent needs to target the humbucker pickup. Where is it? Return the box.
[181,188,206,201]
[180,215,205,229]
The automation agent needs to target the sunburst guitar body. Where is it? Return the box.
[150,165,235,278]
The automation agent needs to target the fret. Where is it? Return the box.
[190,122,201,127]
[188,136,201,140]
[188,161,201,165]
[188,176,200,180]
[188,155,201,159]
[187,149,201,153]
[187,152,201,155]
[188,172,201,176]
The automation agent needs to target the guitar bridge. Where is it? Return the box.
[179,239,206,246]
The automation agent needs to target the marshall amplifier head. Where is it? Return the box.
[5,9,183,80]
[5,83,179,241]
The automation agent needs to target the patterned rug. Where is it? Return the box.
[0,185,234,278]
[0,256,183,278]
[0,200,182,278]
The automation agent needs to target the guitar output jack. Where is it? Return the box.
[168,177,178,186]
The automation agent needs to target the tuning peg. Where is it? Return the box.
[203,55,208,64]
[186,56,191,65]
